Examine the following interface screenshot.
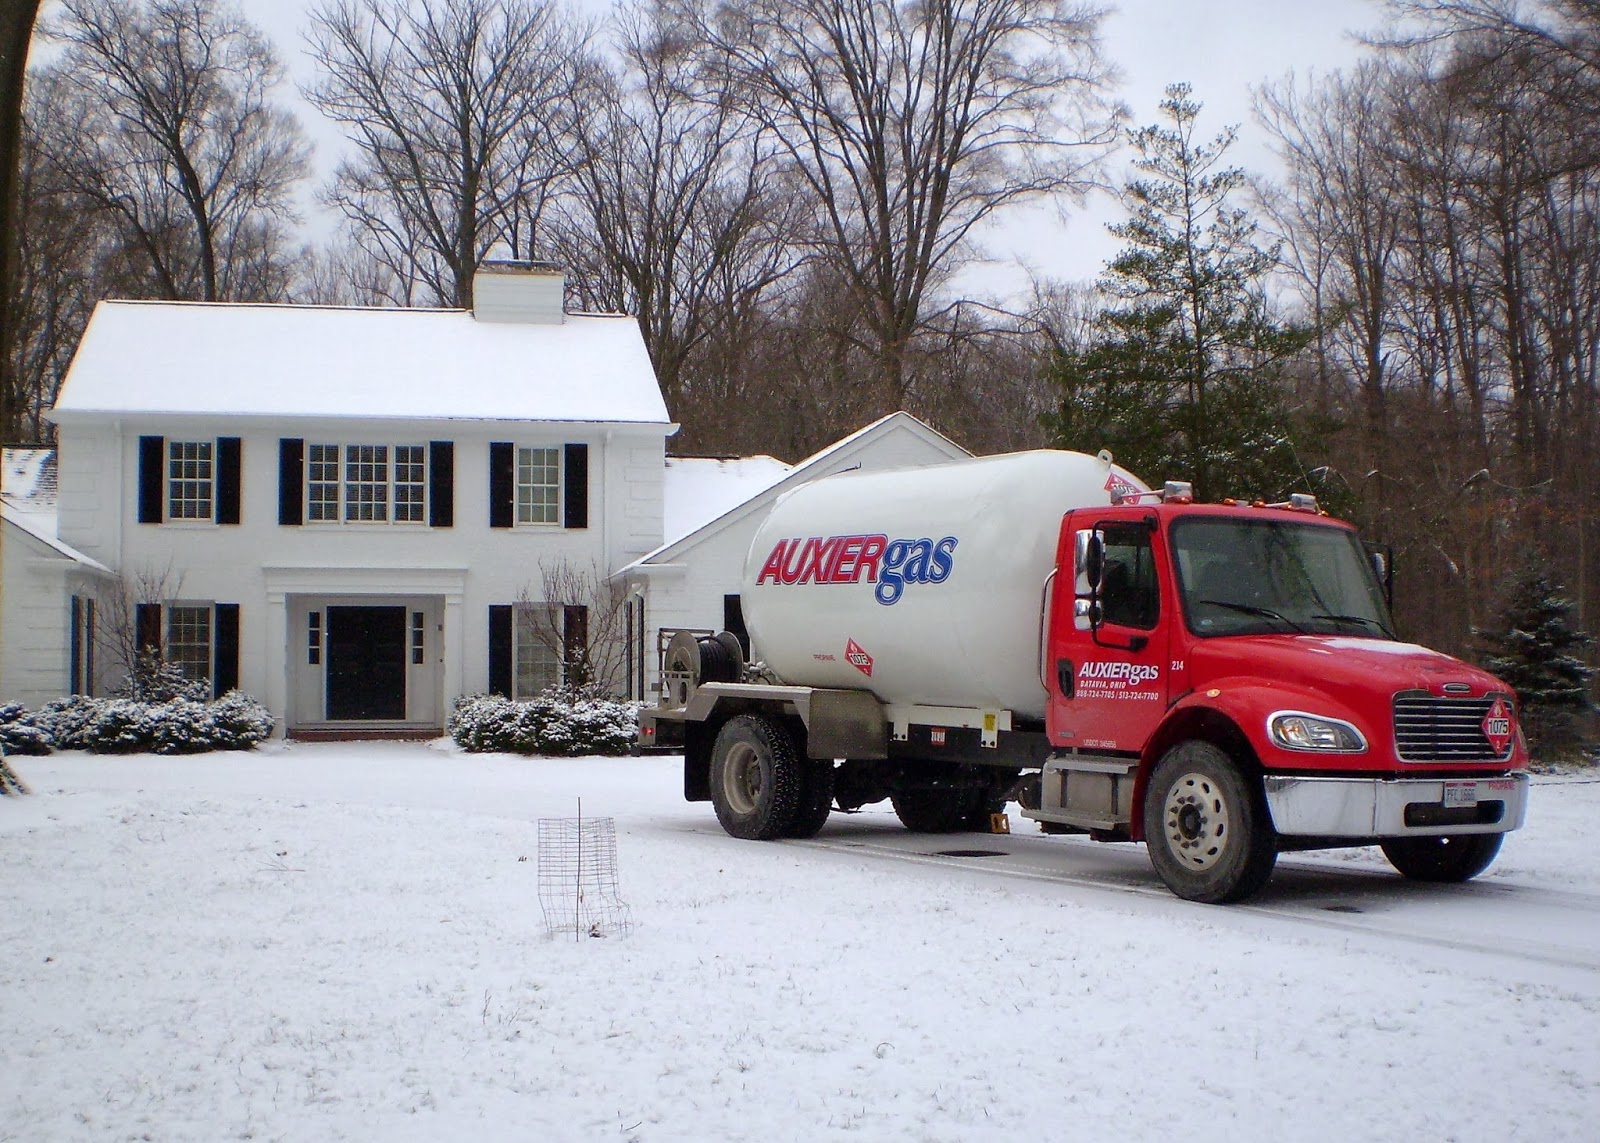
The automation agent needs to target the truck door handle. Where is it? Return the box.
[1057,659,1074,698]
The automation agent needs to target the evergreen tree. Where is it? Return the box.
[1474,566,1596,759]
[1043,84,1312,499]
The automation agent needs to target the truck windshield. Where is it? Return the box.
[1171,516,1396,639]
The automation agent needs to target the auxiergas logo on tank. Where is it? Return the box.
[755,534,958,605]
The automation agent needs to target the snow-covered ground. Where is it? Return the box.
[3,742,1597,1142]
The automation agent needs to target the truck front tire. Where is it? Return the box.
[710,715,803,840]
[1143,741,1277,903]
[1380,834,1502,882]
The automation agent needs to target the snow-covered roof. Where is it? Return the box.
[625,412,970,572]
[1,503,112,573]
[2,447,56,508]
[49,300,672,426]
[663,455,794,546]
[2,446,111,573]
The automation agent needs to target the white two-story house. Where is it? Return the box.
[44,261,672,736]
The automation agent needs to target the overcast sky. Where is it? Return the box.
[235,0,1384,293]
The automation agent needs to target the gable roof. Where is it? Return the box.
[49,300,671,426]
[664,455,794,543]
[625,411,970,572]
[0,504,112,574]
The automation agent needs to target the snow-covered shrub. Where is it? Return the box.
[23,691,275,754]
[448,692,638,756]
[0,702,52,755]
[115,650,212,704]
[29,695,101,750]
[205,691,277,749]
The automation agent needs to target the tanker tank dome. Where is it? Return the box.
[740,449,1148,720]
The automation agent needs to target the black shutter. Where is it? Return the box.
[70,596,83,694]
[723,594,749,658]
[429,440,454,527]
[138,435,164,523]
[278,438,304,525]
[217,437,242,525]
[136,603,162,654]
[563,443,588,530]
[489,442,514,528]
[213,604,240,697]
[86,598,96,696]
[488,605,513,697]
[562,604,589,684]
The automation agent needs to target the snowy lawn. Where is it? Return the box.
[3,741,1598,1142]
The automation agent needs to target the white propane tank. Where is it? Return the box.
[741,450,1148,720]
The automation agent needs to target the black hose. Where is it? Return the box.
[696,635,741,683]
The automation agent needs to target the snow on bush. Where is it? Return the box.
[14,690,275,755]
[448,692,638,756]
[0,702,52,755]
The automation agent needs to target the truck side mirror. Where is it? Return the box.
[1365,542,1395,610]
[1075,530,1105,593]
[1073,530,1105,631]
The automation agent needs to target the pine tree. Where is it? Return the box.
[1043,84,1312,500]
[1474,567,1596,760]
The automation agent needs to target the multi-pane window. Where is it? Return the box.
[308,611,321,665]
[514,604,561,697]
[516,447,560,525]
[411,611,425,665]
[308,445,341,521]
[344,445,389,521]
[394,447,426,523]
[167,605,212,684]
[167,441,213,520]
[306,443,427,524]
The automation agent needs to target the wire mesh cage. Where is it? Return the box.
[537,806,633,940]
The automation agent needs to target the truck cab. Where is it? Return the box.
[1036,487,1527,899]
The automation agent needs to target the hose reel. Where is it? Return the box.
[662,629,745,706]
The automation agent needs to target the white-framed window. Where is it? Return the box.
[514,604,562,697]
[307,444,341,521]
[167,604,213,684]
[167,440,214,520]
[305,443,427,524]
[516,447,560,525]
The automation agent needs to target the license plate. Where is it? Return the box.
[1443,781,1479,808]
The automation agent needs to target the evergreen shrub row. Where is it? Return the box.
[0,692,275,755]
[448,692,638,756]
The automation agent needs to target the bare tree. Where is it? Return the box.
[95,562,189,699]
[2,73,107,442]
[517,558,633,698]
[552,0,800,421]
[304,0,594,308]
[679,0,1119,413]
[38,0,310,303]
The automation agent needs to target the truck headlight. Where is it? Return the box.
[1268,711,1368,753]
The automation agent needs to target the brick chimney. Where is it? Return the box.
[472,259,566,323]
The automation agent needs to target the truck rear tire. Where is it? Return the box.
[710,715,803,840]
[784,760,835,839]
[1143,741,1277,903]
[1380,834,1502,882]
[891,786,983,833]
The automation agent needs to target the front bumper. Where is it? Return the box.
[1263,772,1529,838]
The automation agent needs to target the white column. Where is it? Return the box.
[265,589,289,737]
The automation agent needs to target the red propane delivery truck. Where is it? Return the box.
[640,449,1530,903]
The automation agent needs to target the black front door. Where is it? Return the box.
[326,606,407,720]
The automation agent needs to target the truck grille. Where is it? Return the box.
[1392,691,1513,762]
